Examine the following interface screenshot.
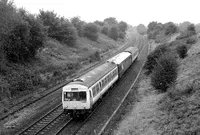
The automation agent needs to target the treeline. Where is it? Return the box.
[0,0,128,99]
[147,21,178,40]
[0,0,128,64]
[146,21,200,41]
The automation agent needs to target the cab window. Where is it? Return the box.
[64,92,86,101]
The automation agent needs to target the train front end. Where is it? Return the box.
[62,83,91,118]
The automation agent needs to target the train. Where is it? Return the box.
[62,46,139,118]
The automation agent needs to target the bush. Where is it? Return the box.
[176,45,188,59]
[89,51,101,62]
[7,69,41,96]
[164,22,178,35]
[70,17,85,37]
[83,23,99,41]
[186,37,197,44]
[102,27,108,35]
[151,53,178,93]
[108,26,118,40]
[38,10,77,46]
[118,32,126,39]
[3,14,46,63]
[144,44,170,75]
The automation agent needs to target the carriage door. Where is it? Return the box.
[89,90,93,108]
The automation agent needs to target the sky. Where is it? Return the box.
[13,0,200,26]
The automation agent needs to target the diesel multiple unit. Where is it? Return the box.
[62,46,139,118]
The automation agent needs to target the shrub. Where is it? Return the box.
[186,37,197,44]
[83,23,99,41]
[187,24,196,35]
[151,53,178,93]
[118,21,128,32]
[38,10,77,46]
[70,17,85,37]
[89,51,101,62]
[118,32,126,39]
[102,27,108,35]
[144,44,170,75]
[3,15,46,63]
[164,22,178,35]
[7,69,41,96]
[108,26,118,40]
[176,45,188,59]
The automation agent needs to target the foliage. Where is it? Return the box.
[137,24,147,35]
[83,23,99,41]
[118,32,126,39]
[94,20,104,26]
[104,17,118,25]
[118,21,127,32]
[38,10,77,46]
[195,23,200,33]
[144,44,170,75]
[147,21,164,39]
[70,16,85,37]
[7,69,41,96]
[164,22,178,35]
[187,24,196,35]
[108,26,118,40]
[186,37,197,44]
[3,14,46,63]
[176,44,188,59]
[102,27,108,35]
[179,21,191,32]
[89,51,101,62]
[151,53,178,92]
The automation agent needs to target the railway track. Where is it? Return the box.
[35,36,145,135]
[5,35,140,135]
[0,35,140,122]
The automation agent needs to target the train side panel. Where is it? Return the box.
[124,46,139,62]
[90,67,118,105]
[118,55,132,78]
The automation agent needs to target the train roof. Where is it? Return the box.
[107,52,131,64]
[124,46,138,54]
[68,62,117,88]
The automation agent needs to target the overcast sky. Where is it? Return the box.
[14,0,200,26]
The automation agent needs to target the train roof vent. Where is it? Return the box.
[73,79,83,82]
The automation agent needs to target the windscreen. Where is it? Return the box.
[64,92,86,101]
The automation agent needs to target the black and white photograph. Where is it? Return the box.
[0,0,200,134]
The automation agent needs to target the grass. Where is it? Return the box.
[0,31,125,113]
[114,35,200,135]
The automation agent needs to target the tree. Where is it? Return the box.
[151,53,178,92]
[102,27,108,35]
[108,26,118,40]
[179,21,191,32]
[104,17,118,25]
[94,20,104,26]
[70,16,85,37]
[137,24,147,35]
[147,21,164,39]
[118,21,128,32]
[38,10,77,46]
[83,23,99,41]
[195,23,200,33]
[164,22,178,35]
[3,14,46,63]
[187,24,196,35]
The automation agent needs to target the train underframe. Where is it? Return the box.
[64,109,92,119]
